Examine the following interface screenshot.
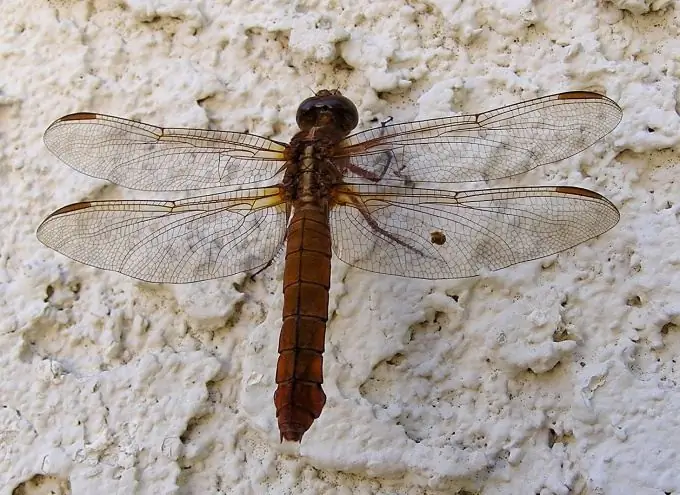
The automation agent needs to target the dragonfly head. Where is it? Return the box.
[296,89,359,135]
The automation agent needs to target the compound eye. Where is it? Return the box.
[296,93,359,133]
[334,96,359,133]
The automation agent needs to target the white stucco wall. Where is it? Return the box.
[1,0,679,493]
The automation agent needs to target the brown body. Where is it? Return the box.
[36,90,622,443]
[274,112,352,441]
[275,204,331,441]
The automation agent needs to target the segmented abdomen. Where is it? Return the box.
[274,204,331,442]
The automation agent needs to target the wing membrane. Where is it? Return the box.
[37,187,288,283]
[339,92,622,184]
[330,184,619,279]
[44,113,288,191]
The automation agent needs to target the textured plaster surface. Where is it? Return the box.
[0,0,679,493]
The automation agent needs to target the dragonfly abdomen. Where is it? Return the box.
[274,204,332,442]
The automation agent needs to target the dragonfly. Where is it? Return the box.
[37,89,622,442]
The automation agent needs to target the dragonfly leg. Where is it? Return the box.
[344,161,383,181]
[250,249,284,281]
[249,261,272,281]
[344,149,396,182]
[354,200,426,257]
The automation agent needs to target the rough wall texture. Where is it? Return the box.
[1,0,678,493]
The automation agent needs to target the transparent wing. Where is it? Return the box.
[37,187,288,283]
[44,113,288,191]
[330,184,619,279]
[339,92,622,184]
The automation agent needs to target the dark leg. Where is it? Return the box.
[380,116,394,126]
[249,258,275,281]
[337,193,426,257]
[342,149,396,182]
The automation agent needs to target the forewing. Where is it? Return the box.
[339,92,622,184]
[330,184,619,279]
[37,187,288,283]
[44,113,288,191]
